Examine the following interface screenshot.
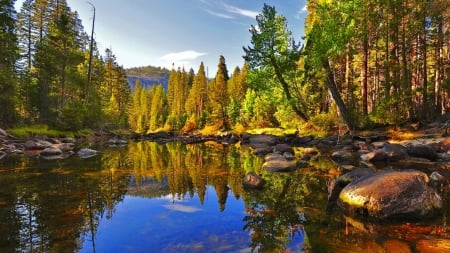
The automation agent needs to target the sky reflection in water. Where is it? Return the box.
[79,185,301,253]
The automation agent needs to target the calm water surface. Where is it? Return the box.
[0,141,448,253]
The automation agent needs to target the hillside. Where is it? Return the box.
[126,66,170,92]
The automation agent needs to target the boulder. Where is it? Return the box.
[248,134,279,148]
[263,154,297,172]
[24,139,53,150]
[327,168,375,211]
[264,153,285,162]
[331,150,356,164]
[40,146,63,156]
[407,144,437,160]
[360,149,387,162]
[335,167,376,188]
[253,147,272,157]
[53,143,75,152]
[273,143,294,154]
[382,143,408,161]
[242,172,265,190]
[338,170,442,219]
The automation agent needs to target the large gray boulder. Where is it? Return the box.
[338,170,442,219]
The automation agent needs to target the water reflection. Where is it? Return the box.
[0,141,449,252]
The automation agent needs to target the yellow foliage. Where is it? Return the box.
[200,122,223,135]
[181,117,198,133]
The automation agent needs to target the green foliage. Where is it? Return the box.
[7,124,69,138]
[57,102,88,131]
[310,112,338,133]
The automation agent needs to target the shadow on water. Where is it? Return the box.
[0,141,449,252]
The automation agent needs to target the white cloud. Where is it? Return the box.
[301,5,308,12]
[223,3,259,19]
[200,1,259,20]
[160,50,207,70]
[205,9,234,19]
[160,50,207,62]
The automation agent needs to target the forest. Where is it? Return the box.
[1,0,450,134]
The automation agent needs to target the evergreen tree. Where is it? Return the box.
[208,55,229,127]
[244,4,308,121]
[185,62,208,122]
[148,85,168,131]
[0,0,19,126]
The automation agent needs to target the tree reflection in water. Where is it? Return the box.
[242,170,326,252]
[3,141,415,252]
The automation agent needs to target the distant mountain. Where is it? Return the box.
[126,66,170,92]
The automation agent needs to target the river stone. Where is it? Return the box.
[382,143,408,161]
[335,167,376,187]
[54,143,75,152]
[263,159,297,172]
[360,149,387,162]
[40,146,63,156]
[273,143,294,154]
[248,134,278,147]
[338,170,442,219]
[407,144,437,160]
[24,139,53,150]
[253,147,272,157]
[264,153,285,162]
[242,172,265,190]
[331,150,355,164]
[327,168,376,211]
[0,151,6,160]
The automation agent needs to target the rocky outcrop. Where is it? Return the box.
[338,170,442,220]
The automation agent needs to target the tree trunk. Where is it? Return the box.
[270,57,309,121]
[362,36,369,116]
[324,59,355,131]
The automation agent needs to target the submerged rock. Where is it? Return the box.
[338,170,442,220]
[331,150,356,164]
[242,172,265,190]
[262,159,297,172]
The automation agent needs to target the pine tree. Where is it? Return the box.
[208,55,229,127]
[0,0,19,126]
[185,62,208,121]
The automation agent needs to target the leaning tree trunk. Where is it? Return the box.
[324,59,355,132]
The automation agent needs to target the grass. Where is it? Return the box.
[6,125,92,139]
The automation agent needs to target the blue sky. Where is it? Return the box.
[15,0,308,75]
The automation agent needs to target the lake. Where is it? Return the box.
[0,141,448,253]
